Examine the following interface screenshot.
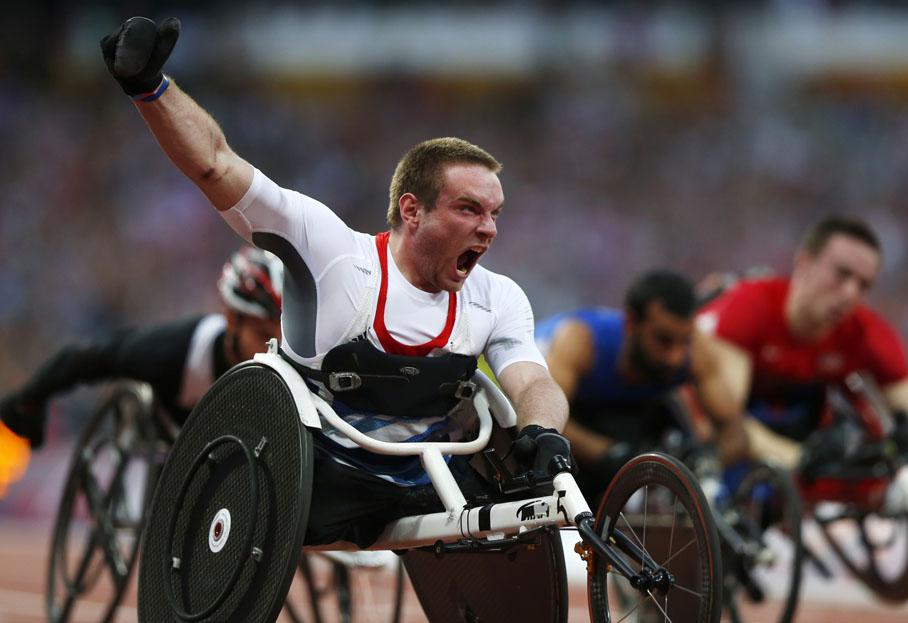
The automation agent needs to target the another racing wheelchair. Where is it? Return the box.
[798,373,908,605]
[135,341,723,622]
[45,380,406,623]
[46,381,166,622]
[613,392,804,623]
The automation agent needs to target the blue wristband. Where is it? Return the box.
[133,75,171,103]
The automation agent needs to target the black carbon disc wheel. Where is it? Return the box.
[138,363,313,622]
[46,382,160,623]
[588,453,722,623]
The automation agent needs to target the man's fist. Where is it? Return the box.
[100,17,180,97]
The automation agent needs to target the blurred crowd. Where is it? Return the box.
[1,2,907,437]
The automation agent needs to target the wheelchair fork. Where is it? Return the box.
[576,515,675,596]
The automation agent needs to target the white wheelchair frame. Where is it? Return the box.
[253,345,592,553]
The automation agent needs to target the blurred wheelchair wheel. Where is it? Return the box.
[45,382,161,623]
[283,551,407,623]
[723,461,803,623]
[816,504,908,603]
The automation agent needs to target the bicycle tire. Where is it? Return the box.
[588,452,722,623]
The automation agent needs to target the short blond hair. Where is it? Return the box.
[387,137,502,228]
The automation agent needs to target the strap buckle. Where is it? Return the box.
[328,372,362,392]
[454,381,478,400]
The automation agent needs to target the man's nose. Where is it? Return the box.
[665,345,687,368]
[841,278,863,304]
[477,213,497,239]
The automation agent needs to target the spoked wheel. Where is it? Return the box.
[588,453,722,623]
[283,551,406,623]
[816,505,908,603]
[46,382,161,623]
[723,462,803,623]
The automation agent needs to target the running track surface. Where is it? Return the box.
[1,519,907,623]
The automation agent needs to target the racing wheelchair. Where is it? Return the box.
[797,373,908,605]
[44,379,406,623]
[46,381,165,622]
[135,341,723,622]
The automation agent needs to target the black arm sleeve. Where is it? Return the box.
[20,316,204,408]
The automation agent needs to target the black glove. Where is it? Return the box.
[100,16,180,96]
[586,441,639,483]
[891,410,908,459]
[798,425,848,482]
[0,391,48,449]
[513,425,575,483]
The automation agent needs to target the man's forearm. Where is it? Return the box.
[744,417,801,469]
[713,418,750,465]
[134,82,252,210]
[513,374,568,433]
[21,340,121,402]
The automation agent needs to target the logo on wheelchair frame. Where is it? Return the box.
[516,500,550,521]
[208,508,232,553]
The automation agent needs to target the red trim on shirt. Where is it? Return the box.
[373,231,456,356]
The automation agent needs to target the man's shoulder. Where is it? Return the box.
[843,304,901,341]
[551,307,622,334]
[718,275,784,302]
[463,264,525,298]
[699,276,785,318]
[696,277,787,345]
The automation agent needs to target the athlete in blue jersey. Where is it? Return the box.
[538,270,748,503]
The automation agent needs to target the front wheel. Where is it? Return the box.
[588,452,722,623]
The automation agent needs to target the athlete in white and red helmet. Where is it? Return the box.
[218,246,283,363]
[0,246,283,448]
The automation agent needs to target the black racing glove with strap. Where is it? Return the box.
[0,391,48,449]
[891,409,908,459]
[513,424,575,484]
[798,425,848,483]
[100,16,180,97]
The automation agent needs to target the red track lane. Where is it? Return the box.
[1,519,907,622]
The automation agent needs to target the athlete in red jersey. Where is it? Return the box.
[697,217,908,489]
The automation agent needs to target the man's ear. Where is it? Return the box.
[398,193,421,229]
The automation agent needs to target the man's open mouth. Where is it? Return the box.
[456,248,484,276]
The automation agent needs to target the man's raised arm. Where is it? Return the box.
[101,17,252,210]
